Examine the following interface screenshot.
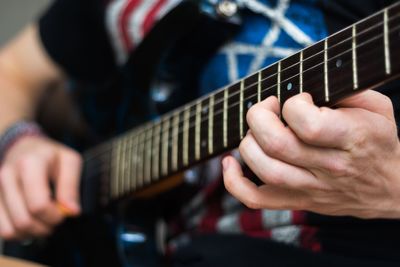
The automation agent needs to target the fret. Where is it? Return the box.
[227,82,241,146]
[324,39,329,102]
[188,105,197,164]
[161,117,170,176]
[208,94,215,155]
[388,3,400,75]
[125,134,133,191]
[352,25,359,90]
[239,80,244,139]
[172,112,180,171]
[356,12,386,90]
[137,129,145,188]
[200,98,209,159]
[303,40,325,104]
[384,8,391,75]
[195,101,202,161]
[257,71,262,102]
[144,126,153,184]
[131,133,139,190]
[277,62,281,103]
[123,136,131,194]
[152,122,161,180]
[261,63,278,100]
[213,90,225,153]
[243,73,259,133]
[119,138,126,195]
[111,140,121,197]
[327,27,354,103]
[299,51,303,93]
[182,107,190,167]
[223,89,228,148]
[280,52,301,104]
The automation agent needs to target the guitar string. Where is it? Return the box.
[83,20,400,165]
[97,43,394,179]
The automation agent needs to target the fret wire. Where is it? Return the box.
[299,51,303,93]
[111,140,120,197]
[161,117,170,176]
[126,135,133,191]
[85,17,400,165]
[239,80,244,139]
[137,131,145,188]
[145,126,153,183]
[352,25,359,90]
[183,107,190,166]
[172,112,180,171]
[131,133,139,190]
[257,71,262,102]
[152,122,161,180]
[384,8,391,75]
[122,136,129,195]
[277,62,281,104]
[195,101,201,160]
[324,39,330,102]
[223,89,228,148]
[208,95,215,154]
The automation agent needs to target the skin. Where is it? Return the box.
[223,91,400,219]
[0,24,81,240]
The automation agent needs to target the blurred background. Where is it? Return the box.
[0,0,50,46]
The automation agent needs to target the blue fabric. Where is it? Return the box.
[200,0,328,95]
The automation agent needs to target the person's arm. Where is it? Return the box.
[223,90,400,219]
[0,24,81,240]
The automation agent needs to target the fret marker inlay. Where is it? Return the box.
[324,39,329,102]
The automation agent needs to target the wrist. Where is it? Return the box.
[0,121,44,163]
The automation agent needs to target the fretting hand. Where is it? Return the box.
[223,90,400,219]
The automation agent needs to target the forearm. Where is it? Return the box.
[0,24,64,133]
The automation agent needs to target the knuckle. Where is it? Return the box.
[243,196,262,210]
[0,229,16,240]
[63,149,82,166]
[324,157,353,177]
[264,136,287,156]
[302,121,323,142]
[29,201,50,218]
[14,216,33,232]
[246,104,262,126]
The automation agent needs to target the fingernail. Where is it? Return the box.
[57,201,79,217]
[222,157,229,171]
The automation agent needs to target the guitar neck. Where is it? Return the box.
[81,2,400,210]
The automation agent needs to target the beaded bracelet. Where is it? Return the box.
[0,121,43,163]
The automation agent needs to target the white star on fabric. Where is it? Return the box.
[221,0,316,82]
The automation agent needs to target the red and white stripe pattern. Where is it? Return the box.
[105,0,182,64]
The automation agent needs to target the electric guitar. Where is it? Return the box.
[81,1,400,214]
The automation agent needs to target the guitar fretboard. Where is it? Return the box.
[81,2,400,209]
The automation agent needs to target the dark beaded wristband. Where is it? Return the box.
[0,121,43,163]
